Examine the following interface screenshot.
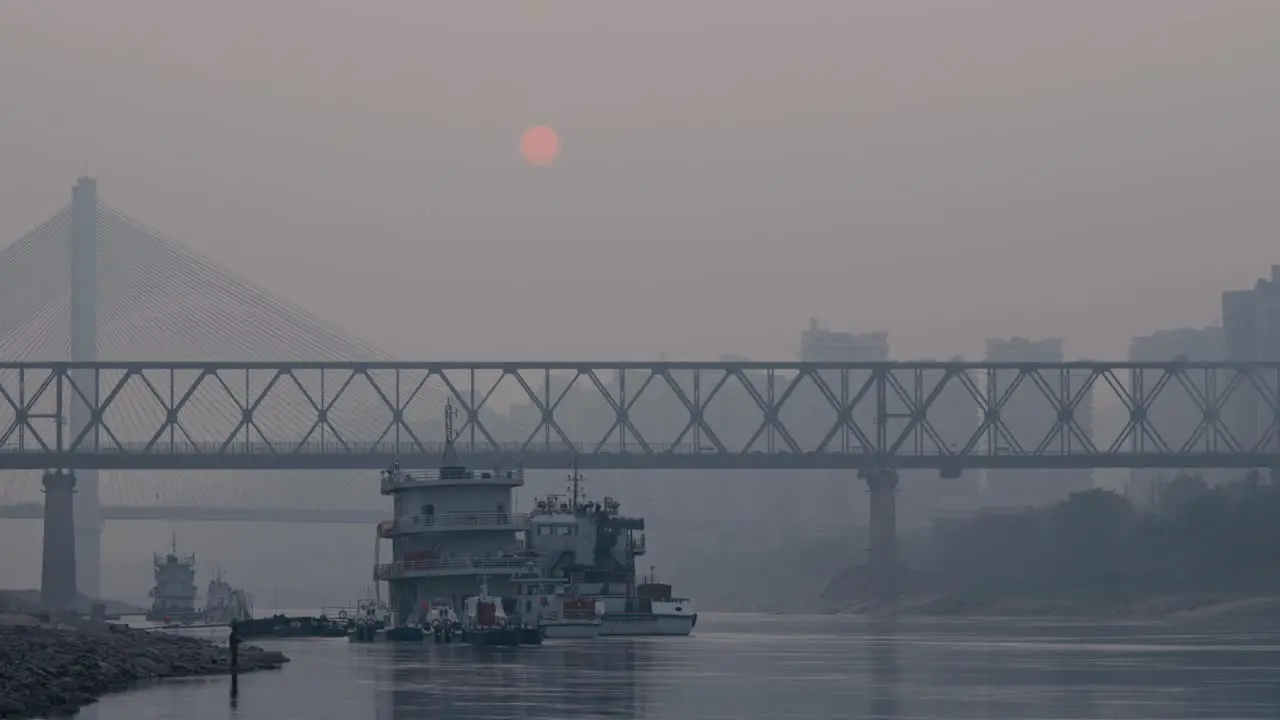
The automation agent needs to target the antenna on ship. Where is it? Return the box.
[442,401,458,464]
[568,458,582,511]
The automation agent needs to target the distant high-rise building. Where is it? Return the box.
[982,337,1093,507]
[1125,326,1223,505]
[800,317,889,362]
[1221,266,1280,450]
[797,319,979,523]
[794,319,890,526]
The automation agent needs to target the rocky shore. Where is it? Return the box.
[0,615,288,718]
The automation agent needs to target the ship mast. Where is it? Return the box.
[568,459,582,511]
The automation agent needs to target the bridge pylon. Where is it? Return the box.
[69,177,102,600]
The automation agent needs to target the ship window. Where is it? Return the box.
[555,525,572,536]
[422,504,434,516]
[537,525,552,536]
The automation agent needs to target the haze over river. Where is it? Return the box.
[76,614,1280,719]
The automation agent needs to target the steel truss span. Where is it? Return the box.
[1,361,1279,471]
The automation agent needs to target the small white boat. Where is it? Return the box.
[513,574,604,639]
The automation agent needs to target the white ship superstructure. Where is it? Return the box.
[374,405,534,626]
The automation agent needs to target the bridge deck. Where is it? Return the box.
[2,360,1278,471]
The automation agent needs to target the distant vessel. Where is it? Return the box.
[203,570,254,625]
[146,536,202,624]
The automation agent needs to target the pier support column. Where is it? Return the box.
[40,470,78,611]
[861,468,898,606]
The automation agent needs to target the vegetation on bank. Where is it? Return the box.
[823,473,1280,616]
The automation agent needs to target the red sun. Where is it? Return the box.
[520,125,560,167]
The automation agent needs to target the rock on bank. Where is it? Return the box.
[0,617,288,718]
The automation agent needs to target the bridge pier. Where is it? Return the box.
[40,470,78,611]
[861,468,898,607]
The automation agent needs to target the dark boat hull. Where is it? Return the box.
[461,628,522,647]
[384,626,426,643]
[235,615,349,640]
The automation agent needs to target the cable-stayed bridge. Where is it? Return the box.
[5,178,1280,601]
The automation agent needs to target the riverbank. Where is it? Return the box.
[0,614,288,718]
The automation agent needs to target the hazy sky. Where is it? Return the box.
[2,0,1279,361]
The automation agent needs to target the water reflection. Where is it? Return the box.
[866,618,899,719]
[74,615,1280,719]
[374,640,643,719]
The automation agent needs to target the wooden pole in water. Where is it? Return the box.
[229,619,241,699]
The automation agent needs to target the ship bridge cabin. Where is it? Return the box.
[526,493,646,579]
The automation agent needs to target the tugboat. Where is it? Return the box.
[145,535,203,624]
[525,468,697,637]
[346,593,423,643]
[203,570,254,624]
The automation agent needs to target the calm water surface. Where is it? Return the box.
[76,614,1280,719]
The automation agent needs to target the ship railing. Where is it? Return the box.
[374,556,535,580]
[380,467,525,492]
[379,512,530,536]
[153,553,196,565]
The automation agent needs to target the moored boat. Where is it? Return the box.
[513,573,603,639]
[236,614,350,640]
[425,598,461,643]
[460,587,522,647]
[204,570,253,625]
[373,406,534,632]
[598,571,697,636]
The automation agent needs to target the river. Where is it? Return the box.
[74,613,1280,719]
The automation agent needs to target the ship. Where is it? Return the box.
[459,578,542,646]
[372,404,693,638]
[203,570,254,624]
[374,404,536,629]
[146,536,203,624]
[511,571,604,639]
[523,469,697,637]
